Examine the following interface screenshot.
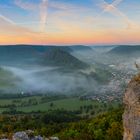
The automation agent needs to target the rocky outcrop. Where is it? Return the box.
[11,130,59,140]
[13,132,29,140]
[123,76,140,140]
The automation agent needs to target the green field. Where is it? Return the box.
[0,95,120,114]
[18,98,100,112]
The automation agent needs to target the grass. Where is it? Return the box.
[0,96,120,114]
[17,98,99,112]
[0,96,42,106]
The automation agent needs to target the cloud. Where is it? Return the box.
[14,0,48,32]
[39,0,48,32]
[0,0,140,45]
[49,1,80,11]
[0,11,47,45]
[99,0,134,29]
[0,17,37,36]
[0,14,15,25]
[14,0,37,10]
[112,0,124,7]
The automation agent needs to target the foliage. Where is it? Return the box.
[58,108,123,140]
[0,107,123,140]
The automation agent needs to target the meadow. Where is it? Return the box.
[0,95,120,115]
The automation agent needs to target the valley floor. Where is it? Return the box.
[0,94,123,140]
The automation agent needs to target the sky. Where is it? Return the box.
[0,0,140,45]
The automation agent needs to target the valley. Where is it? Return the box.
[0,45,139,139]
[0,94,121,115]
[0,45,137,97]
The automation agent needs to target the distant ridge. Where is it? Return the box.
[108,45,140,55]
[0,45,92,52]
[0,45,92,65]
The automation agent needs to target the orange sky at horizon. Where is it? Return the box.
[0,26,140,45]
[0,0,140,45]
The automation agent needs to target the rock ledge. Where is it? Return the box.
[123,77,140,140]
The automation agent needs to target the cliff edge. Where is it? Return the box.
[123,75,140,140]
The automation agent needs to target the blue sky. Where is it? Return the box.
[0,0,140,45]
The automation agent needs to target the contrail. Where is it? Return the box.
[40,0,48,32]
[99,0,133,28]
[100,0,123,14]
[14,0,49,31]
[0,14,15,25]
[112,0,124,7]
[108,6,132,29]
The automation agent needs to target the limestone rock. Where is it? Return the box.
[123,78,140,140]
[11,131,59,140]
[49,137,59,140]
[13,132,29,140]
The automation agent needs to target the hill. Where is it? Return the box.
[0,67,21,92]
[0,45,42,65]
[0,45,92,66]
[42,48,89,69]
[68,45,93,52]
[108,45,140,55]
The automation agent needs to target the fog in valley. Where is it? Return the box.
[0,45,139,96]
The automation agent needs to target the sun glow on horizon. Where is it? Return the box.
[0,0,140,45]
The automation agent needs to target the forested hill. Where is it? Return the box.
[42,48,89,69]
[108,45,140,55]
